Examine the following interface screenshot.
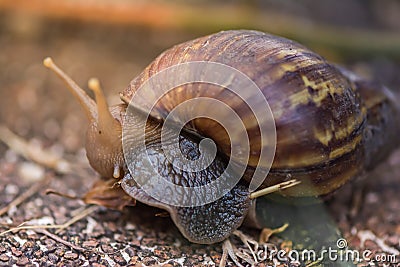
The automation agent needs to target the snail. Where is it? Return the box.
[43,30,399,246]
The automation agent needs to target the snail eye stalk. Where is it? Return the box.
[43,57,96,120]
[88,78,121,144]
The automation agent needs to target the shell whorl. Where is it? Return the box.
[121,30,392,196]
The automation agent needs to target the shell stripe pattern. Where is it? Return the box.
[121,30,367,196]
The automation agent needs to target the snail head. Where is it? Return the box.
[43,58,125,179]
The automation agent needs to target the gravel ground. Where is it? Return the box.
[0,161,226,267]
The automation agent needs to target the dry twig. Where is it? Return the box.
[35,228,86,252]
[0,205,99,236]
[0,174,52,217]
[0,125,71,173]
[55,205,99,234]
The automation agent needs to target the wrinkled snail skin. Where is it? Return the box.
[44,30,399,244]
[120,108,253,244]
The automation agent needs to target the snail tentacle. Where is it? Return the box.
[43,57,97,120]
[44,57,124,178]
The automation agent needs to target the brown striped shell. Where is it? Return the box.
[120,30,398,197]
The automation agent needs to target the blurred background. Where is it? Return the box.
[0,0,399,153]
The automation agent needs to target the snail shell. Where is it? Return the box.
[121,30,398,197]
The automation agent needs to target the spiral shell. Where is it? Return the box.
[120,30,374,197]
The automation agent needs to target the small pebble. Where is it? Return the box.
[142,256,157,265]
[125,247,136,257]
[11,247,22,256]
[27,232,39,240]
[34,250,43,258]
[18,162,45,183]
[113,255,127,265]
[100,244,114,254]
[44,239,56,248]
[82,240,99,248]
[8,238,20,248]
[0,254,10,262]
[5,184,19,195]
[129,255,142,265]
[21,240,35,251]
[16,256,29,266]
[48,253,59,264]
[54,248,64,257]
[88,254,101,263]
[154,248,169,259]
[64,252,78,260]
[210,251,221,264]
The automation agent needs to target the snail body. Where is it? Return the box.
[44,30,399,244]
